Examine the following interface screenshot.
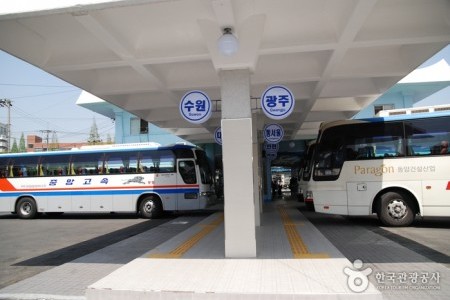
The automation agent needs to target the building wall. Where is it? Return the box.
[26,135,87,152]
[353,82,450,119]
[0,123,7,152]
[112,107,191,146]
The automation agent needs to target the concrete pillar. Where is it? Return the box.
[402,91,414,108]
[113,110,124,144]
[252,115,261,226]
[220,69,256,258]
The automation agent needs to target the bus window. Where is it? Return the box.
[314,122,403,180]
[178,160,197,184]
[40,154,71,176]
[348,123,404,159]
[105,151,136,174]
[0,160,8,177]
[314,126,346,179]
[140,150,175,173]
[18,156,39,177]
[405,117,450,156]
[71,152,104,175]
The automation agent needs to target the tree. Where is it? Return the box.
[10,138,18,153]
[87,118,102,145]
[19,133,26,152]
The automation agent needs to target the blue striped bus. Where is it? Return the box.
[0,143,216,219]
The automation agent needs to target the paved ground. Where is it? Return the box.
[0,212,177,289]
[0,213,209,299]
[299,204,450,300]
[300,206,450,267]
[0,198,448,299]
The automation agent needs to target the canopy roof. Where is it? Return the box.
[1,0,449,143]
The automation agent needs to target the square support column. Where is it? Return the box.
[252,115,261,227]
[220,69,256,258]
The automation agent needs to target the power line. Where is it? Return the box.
[39,129,54,151]
[0,83,73,88]
[8,89,79,100]
[0,99,12,151]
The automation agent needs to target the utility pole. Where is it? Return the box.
[39,129,53,151]
[0,99,12,152]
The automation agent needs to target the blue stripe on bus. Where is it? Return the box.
[0,188,199,198]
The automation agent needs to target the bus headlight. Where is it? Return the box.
[200,191,215,197]
[305,191,313,202]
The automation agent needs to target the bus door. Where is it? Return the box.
[176,159,199,210]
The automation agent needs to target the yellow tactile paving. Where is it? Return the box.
[277,206,329,259]
[149,213,224,258]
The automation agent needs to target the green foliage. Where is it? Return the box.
[19,133,26,152]
[10,138,19,153]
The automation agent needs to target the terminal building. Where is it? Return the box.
[1,1,450,299]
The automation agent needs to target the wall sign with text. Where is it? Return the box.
[261,85,295,120]
[179,90,212,124]
[263,123,284,143]
[264,142,279,153]
[214,127,222,145]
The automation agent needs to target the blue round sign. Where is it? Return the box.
[261,85,295,120]
[263,124,284,143]
[264,142,279,153]
[214,127,222,145]
[266,152,277,160]
[179,90,212,124]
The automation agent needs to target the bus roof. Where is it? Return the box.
[0,143,197,159]
[376,103,450,117]
[361,109,450,123]
[319,107,450,132]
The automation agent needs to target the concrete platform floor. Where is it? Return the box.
[86,202,382,299]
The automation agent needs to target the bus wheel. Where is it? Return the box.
[139,196,162,219]
[16,197,38,219]
[377,191,414,227]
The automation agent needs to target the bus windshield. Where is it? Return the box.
[195,150,213,184]
[313,121,405,181]
[301,142,316,181]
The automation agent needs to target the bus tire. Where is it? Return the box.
[16,197,38,219]
[377,191,414,227]
[139,196,162,219]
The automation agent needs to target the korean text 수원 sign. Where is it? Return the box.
[179,90,212,124]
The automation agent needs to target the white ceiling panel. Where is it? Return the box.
[1,0,449,143]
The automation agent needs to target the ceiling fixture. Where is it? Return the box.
[217,27,239,56]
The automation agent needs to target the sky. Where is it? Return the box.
[0,51,115,143]
[406,44,450,107]
[0,45,449,145]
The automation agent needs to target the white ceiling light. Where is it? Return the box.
[217,27,239,56]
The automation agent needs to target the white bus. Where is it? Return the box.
[298,140,315,211]
[308,109,450,226]
[0,143,216,219]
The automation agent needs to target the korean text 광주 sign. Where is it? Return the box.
[261,85,295,120]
